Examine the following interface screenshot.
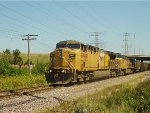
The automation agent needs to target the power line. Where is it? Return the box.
[22,34,38,74]
[0,12,51,35]
[0,26,23,34]
[76,3,107,31]
[0,3,73,38]
[86,3,122,35]
[32,42,49,52]
[25,1,88,34]
[22,2,76,37]
[54,1,95,31]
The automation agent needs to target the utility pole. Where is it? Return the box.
[123,32,130,55]
[22,34,38,74]
[89,32,101,48]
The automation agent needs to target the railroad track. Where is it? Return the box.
[0,71,149,100]
[0,80,95,100]
[0,76,135,100]
[0,85,57,100]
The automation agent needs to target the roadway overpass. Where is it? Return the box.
[128,55,150,61]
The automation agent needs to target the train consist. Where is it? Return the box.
[45,40,149,84]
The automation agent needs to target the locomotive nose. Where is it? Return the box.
[58,49,62,59]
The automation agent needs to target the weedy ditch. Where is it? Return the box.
[0,74,48,90]
[40,74,150,113]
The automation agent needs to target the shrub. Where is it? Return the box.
[0,59,12,75]
[31,63,48,75]
[131,80,150,113]
[0,59,29,76]
[105,80,150,113]
[0,74,47,90]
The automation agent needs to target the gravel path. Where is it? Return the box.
[0,71,149,113]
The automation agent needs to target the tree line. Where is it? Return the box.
[1,49,32,66]
[0,49,47,76]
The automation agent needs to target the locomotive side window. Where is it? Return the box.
[90,46,93,54]
[81,44,87,52]
[94,48,96,54]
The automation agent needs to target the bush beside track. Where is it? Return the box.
[0,50,49,90]
[0,74,47,90]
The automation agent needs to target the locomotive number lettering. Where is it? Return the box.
[81,53,88,58]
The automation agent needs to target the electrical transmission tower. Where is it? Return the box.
[123,32,130,55]
[133,33,136,55]
[89,32,101,48]
[22,34,38,74]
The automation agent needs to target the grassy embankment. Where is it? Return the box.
[0,53,50,90]
[0,75,47,90]
[41,73,150,113]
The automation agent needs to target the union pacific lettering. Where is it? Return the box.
[81,53,88,58]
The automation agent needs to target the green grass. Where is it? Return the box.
[0,53,50,90]
[21,53,49,64]
[41,85,135,113]
[0,74,48,90]
[40,74,150,113]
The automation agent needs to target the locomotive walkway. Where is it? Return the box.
[0,71,149,113]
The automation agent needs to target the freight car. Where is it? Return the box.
[45,40,149,84]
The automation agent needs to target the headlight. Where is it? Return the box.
[62,70,66,73]
[50,70,52,72]
[69,54,75,58]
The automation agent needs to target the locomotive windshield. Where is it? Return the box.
[56,44,80,49]
[67,44,80,49]
[56,44,66,48]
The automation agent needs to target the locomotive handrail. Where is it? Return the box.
[62,57,75,73]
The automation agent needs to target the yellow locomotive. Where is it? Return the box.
[45,40,148,84]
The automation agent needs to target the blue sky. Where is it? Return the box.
[0,1,150,55]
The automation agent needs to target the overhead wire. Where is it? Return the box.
[0,12,51,35]
[87,3,122,34]
[85,3,124,51]
[76,3,108,31]
[36,40,53,49]
[31,42,51,52]
[33,1,88,34]
[0,26,24,34]
[53,1,96,32]
[0,31,21,39]
[74,3,108,47]
[0,3,75,38]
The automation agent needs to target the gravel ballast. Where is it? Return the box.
[0,71,149,113]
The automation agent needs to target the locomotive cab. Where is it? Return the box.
[45,40,82,84]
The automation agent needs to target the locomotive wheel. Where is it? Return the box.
[120,70,125,76]
[116,71,119,77]
[83,77,87,83]
[123,70,127,76]
[77,78,80,83]
[110,71,117,78]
